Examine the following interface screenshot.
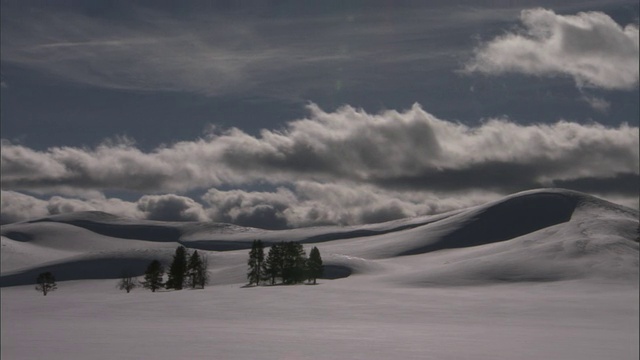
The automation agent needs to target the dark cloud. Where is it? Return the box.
[373,162,542,193]
[202,188,294,229]
[233,205,289,230]
[0,191,48,224]
[359,202,410,225]
[137,194,207,222]
[47,196,96,215]
[552,173,639,196]
[0,190,143,224]
[201,182,500,229]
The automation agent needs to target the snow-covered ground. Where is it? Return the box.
[1,189,638,360]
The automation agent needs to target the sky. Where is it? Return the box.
[1,0,638,228]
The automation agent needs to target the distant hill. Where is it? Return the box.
[2,188,638,287]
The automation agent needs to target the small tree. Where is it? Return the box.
[187,250,209,289]
[247,240,265,286]
[306,247,323,284]
[197,254,209,289]
[117,271,138,293]
[35,271,57,296]
[142,260,164,292]
[166,246,188,290]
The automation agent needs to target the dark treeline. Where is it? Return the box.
[136,246,209,293]
[248,240,323,286]
[37,242,323,295]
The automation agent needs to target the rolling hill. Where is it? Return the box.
[1,188,638,360]
[2,188,637,287]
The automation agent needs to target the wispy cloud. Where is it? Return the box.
[581,93,611,113]
[1,10,278,95]
[464,8,639,90]
[0,5,471,99]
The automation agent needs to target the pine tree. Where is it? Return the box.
[247,240,265,286]
[166,246,188,290]
[35,271,57,296]
[187,250,208,289]
[263,243,283,285]
[141,260,164,292]
[306,247,323,284]
[282,242,307,284]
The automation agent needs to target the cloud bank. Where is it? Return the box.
[2,103,638,227]
[2,104,637,195]
[465,8,639,90]
[1,185,498,229]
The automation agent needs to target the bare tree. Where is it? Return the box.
[117,271,138,293]
[35,271,57,296]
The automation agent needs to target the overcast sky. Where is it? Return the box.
[1,0,638,228]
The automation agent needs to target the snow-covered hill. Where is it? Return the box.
[1,188,637,287]
[1,188,638,360]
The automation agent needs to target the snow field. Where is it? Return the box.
[2,278,638,360]
[1,189,638,359]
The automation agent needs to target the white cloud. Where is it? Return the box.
[465,8,639,90]
[1,103,638,226]
[1,104,638,198]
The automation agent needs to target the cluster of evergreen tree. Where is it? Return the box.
[247,240,323,286]
[137,246,209,293]
[37,243,324,295]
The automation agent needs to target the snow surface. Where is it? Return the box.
[1,189,638,360]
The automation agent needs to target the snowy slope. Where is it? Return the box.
[1,189,638,360]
